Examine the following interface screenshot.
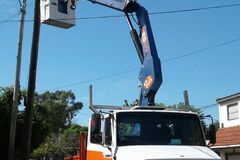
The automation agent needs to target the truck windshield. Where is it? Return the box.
[117,112,205,146]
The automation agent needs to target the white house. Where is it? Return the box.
[218,93,240,128]
[211,93,240,160]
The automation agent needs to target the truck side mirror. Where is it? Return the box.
[209,124,216,144]
[103,117,112,146]
[90,113,102,144]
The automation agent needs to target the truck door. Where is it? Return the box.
[87,114,112,160]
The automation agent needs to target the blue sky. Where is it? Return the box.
[1,0,240,126]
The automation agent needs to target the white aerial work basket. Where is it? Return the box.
[40,0,76,29]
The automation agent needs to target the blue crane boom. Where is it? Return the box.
[89,0,163,106]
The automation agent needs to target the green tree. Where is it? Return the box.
[31,124,88,159]
[30,90,84,158]
[163,102,204,116]
[0,87,14,159]
[0,87,26,159]
[61,124,88,155]
[0,87,84,159]
[34,90,83,133]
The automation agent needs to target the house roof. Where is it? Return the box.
[213,125,240,147]
[216,92,240,104]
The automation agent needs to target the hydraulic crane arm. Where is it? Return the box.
[88,0,163,106]
[133,5,163,106]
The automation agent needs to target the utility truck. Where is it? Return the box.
[65,85,219,160]
[40,0,221,160]
[64,101,220,160]
[81,105,220,160]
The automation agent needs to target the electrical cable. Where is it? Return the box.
[0,12,20,29]
[163,38,240,63]
[1,3,240,23]
[38,37,240,92]
[200,103,217,110]
[149,3,240,15]
[37,68,138,93]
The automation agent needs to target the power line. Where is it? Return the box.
[0,12,20,28]
[38,68,138,92]
[38,37,240,92]
[1,3,240,23]
[163,38,240,63]
[149,3,240,15]
[199,103,217,110]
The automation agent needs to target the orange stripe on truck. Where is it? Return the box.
[87,150,112,160]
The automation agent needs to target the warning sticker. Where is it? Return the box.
[141,28,148,52]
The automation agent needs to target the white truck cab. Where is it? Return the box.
[86,107,221,160]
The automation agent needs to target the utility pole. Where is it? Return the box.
[21,0,41,159]
[183,90,190,107]
[8,1,26,160]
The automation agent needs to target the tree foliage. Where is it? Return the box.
[31,124,88,159]
[34,91,83,132]
[0,87,85,159]
[0,87,14,159]
[156,102,204,116]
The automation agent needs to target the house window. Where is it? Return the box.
[227,103,239,120]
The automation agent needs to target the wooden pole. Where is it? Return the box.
[183,90,190,107]
[21,0,41,159]
[8,1,26,159]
